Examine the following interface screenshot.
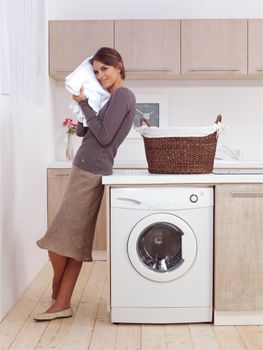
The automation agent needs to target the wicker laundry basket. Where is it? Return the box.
[141,115,222,174]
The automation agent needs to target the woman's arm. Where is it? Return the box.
[78,88,132,146]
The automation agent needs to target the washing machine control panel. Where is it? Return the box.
[189,194,198,203]
[111,187,213,210]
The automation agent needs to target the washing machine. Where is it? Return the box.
[110,186,214,324]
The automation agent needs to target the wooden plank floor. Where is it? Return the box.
[1,261,262,350]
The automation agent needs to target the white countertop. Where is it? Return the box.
[47,161,263,185]
[48,160,263,169]
[101,169,263,185]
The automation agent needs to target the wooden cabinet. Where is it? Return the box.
[115,20,180,79]
[49,20,114,79]
[248,19,263,76]
[215,184,263,312]
[47,168,106,252]
[49,19,262,80]
[181,19,247,77]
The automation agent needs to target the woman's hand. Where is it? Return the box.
[72,87,86,103]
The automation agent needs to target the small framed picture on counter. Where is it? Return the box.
[127,94,168,138]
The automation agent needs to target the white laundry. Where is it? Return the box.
[136,121,224,138]
[65,56,110,126]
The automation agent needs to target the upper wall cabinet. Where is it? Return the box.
[49,19,262,80]
[49,20,114,79]
[115,20,180,79]
[248,19,263,76]
[181,20,247,77]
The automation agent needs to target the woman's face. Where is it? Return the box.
[93,60,123,93]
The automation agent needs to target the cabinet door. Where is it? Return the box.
[215,184,263,311]
[47,168,106,251]
[115,20,180,79]
[248,19,263,76]
[49,20,114,79]
[181,20,247,77]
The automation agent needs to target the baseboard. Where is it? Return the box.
[92,250,107,261]
[112,307,212,324]
[214,310,263,325]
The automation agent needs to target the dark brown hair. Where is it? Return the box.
[90,47,125,79]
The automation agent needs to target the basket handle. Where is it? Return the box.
[215,114,222,124]
[139,117,151,127]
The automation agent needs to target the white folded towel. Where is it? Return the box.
[65,56,110,126]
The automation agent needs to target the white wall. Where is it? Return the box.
[126,80,263,162]
[0,1,56,321]
[52,0,263,165]
[55,79,263,165]
[51,0,263,19]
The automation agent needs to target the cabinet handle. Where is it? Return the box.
[54,173,70,177]
[56,69,73,73]
[231,191,263,198]
[188,69,239,72]
[126,68,173,72]
[256,69,263,72]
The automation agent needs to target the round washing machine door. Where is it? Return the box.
[127,213,197,282]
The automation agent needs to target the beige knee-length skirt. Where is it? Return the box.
[37,166,104,261]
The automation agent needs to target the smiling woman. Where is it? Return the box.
[34,47,136,322]
[90,47,126,93]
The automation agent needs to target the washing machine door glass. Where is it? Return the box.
[128,213,197,282]
[137,222,184,272]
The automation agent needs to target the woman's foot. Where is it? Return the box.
[47,299,71,314]
[33,307,73,321]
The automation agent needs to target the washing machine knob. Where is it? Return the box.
[190,193,198,203]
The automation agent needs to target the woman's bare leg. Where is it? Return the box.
[48,251,68,300]
[47,257,83,312]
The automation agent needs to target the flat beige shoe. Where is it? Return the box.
[33,307,73,321]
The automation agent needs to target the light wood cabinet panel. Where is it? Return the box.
[49,20,114,79]
[215,184,263,311]
[115,20,180,79]
[248,19,263,76]
[181,20,247,76]
[47,168,106,251]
